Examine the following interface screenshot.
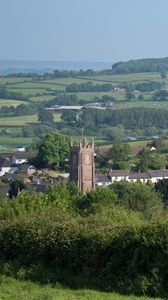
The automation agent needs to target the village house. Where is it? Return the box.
[11,152,31,165]
[19,164,36,175]
[96,169,168,186]
[0,157,18,176]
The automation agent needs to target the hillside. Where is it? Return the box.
[112,57,168,74]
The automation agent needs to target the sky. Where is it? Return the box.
[1,0,168,63]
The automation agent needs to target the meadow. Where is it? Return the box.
[0,113,60,126]
[0,71,167,151]
[0,99,27,107]
[0,276,162,300]
[1,71,168,103]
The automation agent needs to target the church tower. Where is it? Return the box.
[69,138,95,191]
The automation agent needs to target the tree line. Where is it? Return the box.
[79,107,168,131]
[112,57,168,74]
[65,81,113,92]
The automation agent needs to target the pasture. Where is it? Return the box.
[0,99,27,107]
[0,136,34,152]
[115,100,168,110]
[0,112,60,126]
[1,71,168,104]
[0,114,38,125]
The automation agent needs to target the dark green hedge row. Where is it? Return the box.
[0,216,168,297]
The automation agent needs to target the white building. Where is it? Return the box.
[0,158,18,177]
[96,169,168,186]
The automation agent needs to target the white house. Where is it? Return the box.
[108,170,129,183]
[0,157,18,177]
[11,153,30,165]
[109,169,168,184]
[95,175,111,187]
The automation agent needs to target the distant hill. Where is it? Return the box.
[112,57,168,74]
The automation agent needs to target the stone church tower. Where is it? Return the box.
[69,138,95,191]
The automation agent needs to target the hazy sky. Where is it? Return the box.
[1,0,168,63]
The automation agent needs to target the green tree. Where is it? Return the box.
[36,132,70,169]
[138,94,144,101]
[125,91,135,101]
[138,148,148,172]
[108,142,131,163]
[160,71,167,80]
[8,179,25,199]
[38,109,54,124]
[61,110,77,124]
[77,186,117,215]
[155,179,168,205]
[110,180,162,218]
[103,125,125,141]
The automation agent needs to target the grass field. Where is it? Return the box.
[0,99,27,107]
[30,95,56,102]
[0,114,38,125]
[0,77,33,85]
[89,72,164,83]
[0,276,161,300]
[115,100,168,110]
[0,136,34,152]
[2,71,168,104]
[0,112,60,126]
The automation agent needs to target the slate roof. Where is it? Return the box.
[128,172,150,180]
[3,173,18,181]
[109,169,168,180]
[0,157,11,168]
[12,153,32,159]
[95,175,111,183]
[20,164,35,171]
[109,170,129,177]
[148,170,168,178]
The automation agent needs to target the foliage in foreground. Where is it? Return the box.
[0,182,167,298]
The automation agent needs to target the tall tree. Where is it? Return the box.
[36,132,70,169]
[108,142,131,163]
[138,148,148,172]
[38,109,54,124]
[160,71,167,80]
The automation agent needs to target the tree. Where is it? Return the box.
[9,179,25,199]
[36,132,70,169]
[110,181,162,218]
[61,110,77,124]
[77,186,117,216]
[108,142,131,163]
[155,179,168,205]
[138,94,144,101]
[138,148,148,172]
[38,109,54,124]
[160,71,167,80]
[103,125,125,141]
[125,92,135,101]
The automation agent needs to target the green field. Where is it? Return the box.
[0,77,33,85]
[0,99,27,107]
[2,71,168,104]
[0,114,38,125]
[30,95,56,102]
[0,136,34,152]
[89,72,164,83]
[0,276,161,300]
[115,100,168,110]
[0,113,61,126]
